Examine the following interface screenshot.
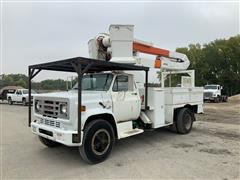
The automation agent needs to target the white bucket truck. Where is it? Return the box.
[204,84,228,102]
[29,25,203,164]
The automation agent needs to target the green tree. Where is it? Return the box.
[15,79,27,88]
[176,35,240,95]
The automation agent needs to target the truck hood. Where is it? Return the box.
[34,91,77,98]
[33,90,108,102]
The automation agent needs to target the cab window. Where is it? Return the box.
[73,74,113,91]
[113,75,128,92]
[17,90,22,95]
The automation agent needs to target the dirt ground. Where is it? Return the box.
[1,96,240,179]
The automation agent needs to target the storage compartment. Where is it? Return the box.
[143,87,203,128]
[145,88,165,128]
[164,87,203,105]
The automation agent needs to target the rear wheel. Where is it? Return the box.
[223,96,228,102]
[8,98,13,105]
[39,136,61,147]
[79,119,115,164]
[176,108,194,134]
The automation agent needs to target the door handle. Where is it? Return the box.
[131,92,138,95]
[99,102,106,108]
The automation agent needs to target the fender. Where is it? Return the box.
[81,108,118,138]
[81,107,117,129]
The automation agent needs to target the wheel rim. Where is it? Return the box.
[91,129,110,156]
[183,113,192,130]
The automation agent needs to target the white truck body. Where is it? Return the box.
[29,24,204,164]
[31,71,203,146]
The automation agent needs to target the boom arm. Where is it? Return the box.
[133,40,190,71]
[88,25,190,71]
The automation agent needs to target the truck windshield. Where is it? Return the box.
[73,74,113,91]
[204,85,217,90]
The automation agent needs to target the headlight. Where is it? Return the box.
[35,101,40,111]
[60,103,67,114]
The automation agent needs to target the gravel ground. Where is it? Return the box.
[1,97,240,179]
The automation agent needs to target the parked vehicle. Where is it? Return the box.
[7,89,37,106]
[0,86,23,101]
[29,25,203,164]
[204,84,228,103]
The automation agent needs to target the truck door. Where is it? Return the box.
[217,85,221,96]
[111,75,141,122]
[15,90,22,102]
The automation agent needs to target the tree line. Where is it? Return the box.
[0,74,74,91]
[0,35,239,95]
[176,35,240,96]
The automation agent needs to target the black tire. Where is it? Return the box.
[176,108,194,134]
[223,96,228,102]
[8,98,13,105]
[79,119,115,164]
[219,96,222,103]
[39,136,61,148]
[22,98,27,106]
[214,97,219,103]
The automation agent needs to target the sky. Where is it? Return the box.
[1,1,239,81]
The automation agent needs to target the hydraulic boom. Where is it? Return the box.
[88,25,190,71]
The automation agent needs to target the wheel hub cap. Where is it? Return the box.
[91,129,110,156]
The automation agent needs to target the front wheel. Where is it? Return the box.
[8,98,13,105]
[79,119,115,164]
[22,98,27,106]
[214,97,220,103]
[176,108,195,134]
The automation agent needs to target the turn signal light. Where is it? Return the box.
[80,106,86,112]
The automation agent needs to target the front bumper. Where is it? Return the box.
[204,96,216,100]
[31,122,82,146]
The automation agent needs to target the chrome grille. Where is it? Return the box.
[40,118,61,128]
[204,92,213,98]
[35,98,69,119]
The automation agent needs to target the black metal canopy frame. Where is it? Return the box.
[28,56,149,143]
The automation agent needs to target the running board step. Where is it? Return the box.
[120,128,144,138]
